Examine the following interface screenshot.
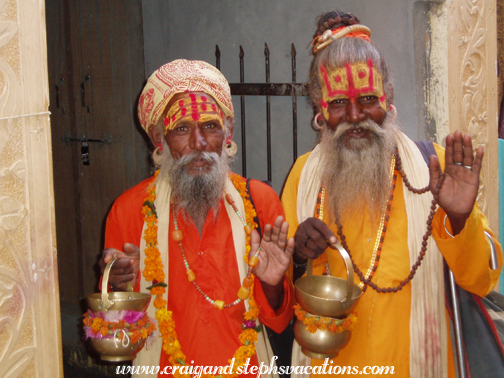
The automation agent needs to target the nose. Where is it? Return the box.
[191,127,207,151]
[346,101,365,123]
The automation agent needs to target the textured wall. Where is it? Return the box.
[0,0,62,377]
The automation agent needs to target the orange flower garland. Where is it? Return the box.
[142,171,260,378]
[294,303,358,334]
[83,311,156,344]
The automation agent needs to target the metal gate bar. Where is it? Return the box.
[265,43,272,181]
[216,44,308,180]
[291,43,299,163]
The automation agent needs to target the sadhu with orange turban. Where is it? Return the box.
[99,59,295,376]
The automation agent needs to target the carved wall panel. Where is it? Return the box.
[0,0,62,377]
[497,0,504,112]
[447,0,499,232]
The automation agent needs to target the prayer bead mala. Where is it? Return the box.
[316,154,396,291]
[395,152,430,194]
[334,151,445,293]
[172,192,259,309]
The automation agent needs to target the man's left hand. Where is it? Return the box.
[429,130,483,235]
[251,215,295,286]
[249,216,294,309]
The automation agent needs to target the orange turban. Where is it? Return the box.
[137,59,234,132]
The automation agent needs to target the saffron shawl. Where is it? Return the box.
[292,131,447,378]
[134,176,276,378]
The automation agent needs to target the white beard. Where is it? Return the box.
[155,141,229,228]
[319,117,400,224]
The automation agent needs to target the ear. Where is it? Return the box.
[224,116,234,142]
[384,82,394,108]
[147,125,163,148]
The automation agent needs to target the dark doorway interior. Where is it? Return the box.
[45,0,150,375]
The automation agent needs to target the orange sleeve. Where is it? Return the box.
[100,177,152,292]
[254,276,294,333]
[431,143,502,296]
[248,178,285,231]
[104,178,150,250]
[248,179,294,332]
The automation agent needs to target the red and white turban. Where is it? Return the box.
[137,59,234,132]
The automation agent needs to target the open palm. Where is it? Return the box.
[250,215,295,287]
[429,131,483,235]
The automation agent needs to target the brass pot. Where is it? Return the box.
[90,336,145,362]
[295,242,361,318]
[85,259,152,361]
[86,291,151,313]
[293,318,350,359]
[86,259,151,313]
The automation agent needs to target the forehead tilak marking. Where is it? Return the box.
[189,93,200,121]
[164,93,224,131]
[321,59,377,100]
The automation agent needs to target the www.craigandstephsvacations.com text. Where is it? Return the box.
[115,357,396,376]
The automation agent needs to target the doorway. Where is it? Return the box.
[45,0,150,375]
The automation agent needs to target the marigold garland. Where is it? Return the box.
[83,311,156,344]
[142,171,260,378]
[294,303,358,334]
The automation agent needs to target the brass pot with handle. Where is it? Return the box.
[294,242,362,358]
[85,259,152,361]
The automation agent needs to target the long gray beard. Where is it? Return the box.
[319,118,399,224]
[155,144,229,226]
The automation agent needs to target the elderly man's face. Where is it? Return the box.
[163,92,226,174]
[319,60,387,140]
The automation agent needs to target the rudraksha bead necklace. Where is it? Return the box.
[316,154,397,291]
[324,150,445,293]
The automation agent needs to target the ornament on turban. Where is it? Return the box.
[312,24,371,53]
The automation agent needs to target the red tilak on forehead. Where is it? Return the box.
[164,93,225,130]
[189,93,200,121]
[321,59,376,100]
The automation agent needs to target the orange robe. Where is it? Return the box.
[105,175,293,377]
[281,145,502,377]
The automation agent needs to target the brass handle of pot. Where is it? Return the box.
[331,242,354,303]
[305,242,354,303]
[101,259,116,311]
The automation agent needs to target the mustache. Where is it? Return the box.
[176,151,219,167]
[330,119,387,141]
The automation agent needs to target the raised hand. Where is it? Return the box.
[99,243,140,291]
[250,215,295,287]
[429,130,483,235]
[249,216,294,310]
[293,217,338,262]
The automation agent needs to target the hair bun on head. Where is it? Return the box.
[314,11,360,40]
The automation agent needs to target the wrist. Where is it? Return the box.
[445,211,470,236]
[259,279,284,311]
[293,251,308,266]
